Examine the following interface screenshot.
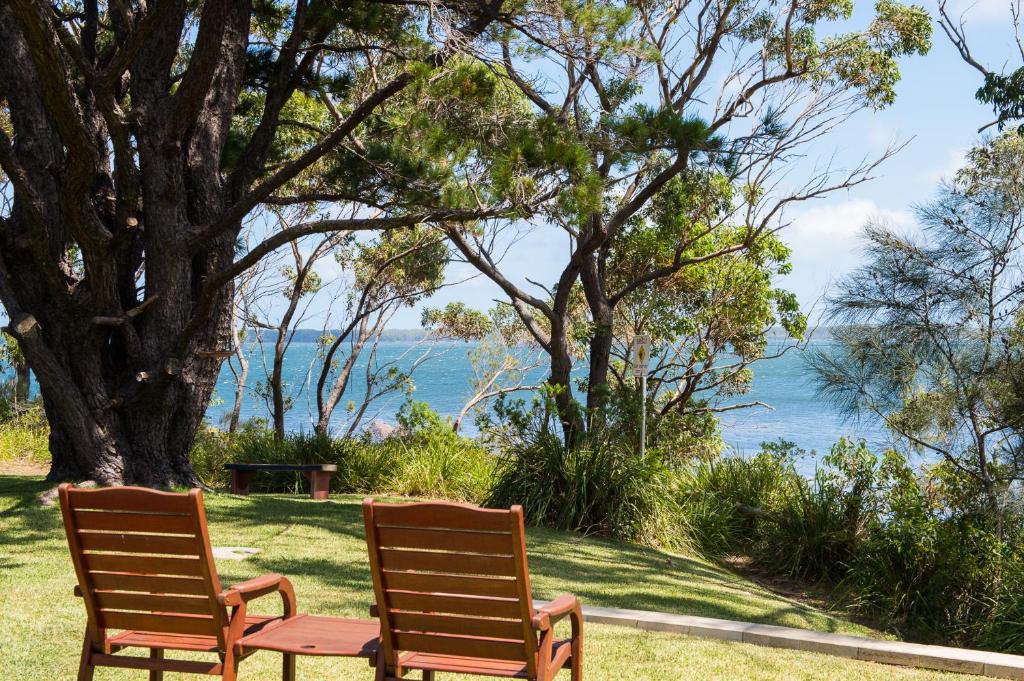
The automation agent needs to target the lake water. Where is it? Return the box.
[209,339,891,455]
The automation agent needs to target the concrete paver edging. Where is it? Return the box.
[552,603,1024,679]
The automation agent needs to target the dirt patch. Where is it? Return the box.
[0,459,48,476]
[724,555,887,634]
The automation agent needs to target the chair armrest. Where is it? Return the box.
[219,573,297,617]
[532,594,582,632]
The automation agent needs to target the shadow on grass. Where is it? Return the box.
[0,475,64,551]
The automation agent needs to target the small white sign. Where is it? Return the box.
[632,334,651,377]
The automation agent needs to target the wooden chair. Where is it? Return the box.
[363,499,583,680]
[59,484,299,681]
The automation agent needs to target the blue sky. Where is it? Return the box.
[375,0,1020,329]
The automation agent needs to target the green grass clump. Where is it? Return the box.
[0,405,49,464]
[488,430,684,549]
[0,474,969,681]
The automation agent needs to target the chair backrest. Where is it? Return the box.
[363,499,538,677]
[58,484,229,648]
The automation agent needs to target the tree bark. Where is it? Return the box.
[229,358,249,434]
[0,0,243,485]
[581,256,614,428]
[315,315,375,436]
[547,319,584,448]
[14,359,30,405]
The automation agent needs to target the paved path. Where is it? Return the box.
[547,602,1024,679]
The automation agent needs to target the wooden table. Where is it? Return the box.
[238,614,380,658]
[224,463,338,500]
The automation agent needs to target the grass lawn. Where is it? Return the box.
[0,474,970,680]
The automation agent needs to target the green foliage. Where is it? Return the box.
[978,67,1024,131]
[604,171,806,430]
[484,393,686,548]
[352,226,448,302]
[0,401,48,464]
[0,331,25,370]
[673,436,1024,651]
[811,132,1024,531]
[190,405,492,503]
[421,302,492,341]
[678,440,803,557]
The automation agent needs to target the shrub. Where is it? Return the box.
[189,405,493,503]
[0,401,49,464]
[484,394,685,547]
[677,440,801,557]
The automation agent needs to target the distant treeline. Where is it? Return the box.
[261,327,835,344]
[256,328,431,343]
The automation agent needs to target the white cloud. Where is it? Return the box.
[779,199,916,316]
[917,146,967,186]
[943,0,1010,24]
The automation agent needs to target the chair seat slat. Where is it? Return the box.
[89,572,211,596]
[78,531,202,556]
[94,591,215,616]
[389,612,526,641]
[373,503,514,532]
[73,510,196,535]
[99,611,221,637]
[392,632,528,662]
[85,553,205,577]
[66,487,194,514]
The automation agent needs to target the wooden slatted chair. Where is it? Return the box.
[59,484,299,681]
[363,499,583,680]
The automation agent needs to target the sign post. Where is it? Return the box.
[632,334,651,456]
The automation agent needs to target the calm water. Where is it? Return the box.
[208,339,890,455]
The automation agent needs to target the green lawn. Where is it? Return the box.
[0,474,969,680]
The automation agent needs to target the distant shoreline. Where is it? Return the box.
[273,327,837,343]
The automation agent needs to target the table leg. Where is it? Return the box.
[282,652,296,681]
[149,648,164,681]
[231,470,255,495]
[305,471,331,500]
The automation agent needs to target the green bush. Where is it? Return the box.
[674,437,1024,652]
[677,440,801,557]
[833,453,1016,647]
[189,405,493,503]
[484,395,685,548]
[0,401,49,464]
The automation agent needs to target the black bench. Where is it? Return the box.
[224,463,338,500]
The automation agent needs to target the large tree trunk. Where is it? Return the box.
[7,236,236,486]
[0,0,503,486]
[0,0,247,486]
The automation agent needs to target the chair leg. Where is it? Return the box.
[149,648,164,681]
[77,635,95,681]
[571,635,583,681]
[422,672,435,680]
[282,652,296,681]
[221,652,240,681]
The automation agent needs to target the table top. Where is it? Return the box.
[238,614,379,657]
[224,463,339,472]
